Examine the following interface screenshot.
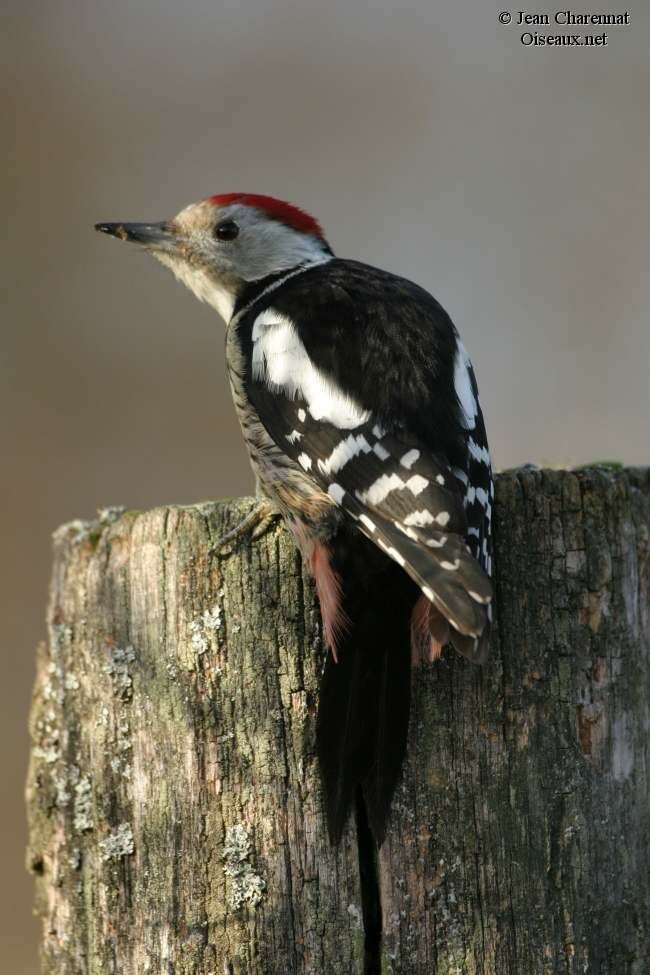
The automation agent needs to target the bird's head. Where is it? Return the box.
[95,193,332,322]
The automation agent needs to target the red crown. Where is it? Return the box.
[208,193,324,239]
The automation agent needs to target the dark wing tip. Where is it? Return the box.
[449,624,491,664]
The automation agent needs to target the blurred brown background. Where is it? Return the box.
[2,1,648,970]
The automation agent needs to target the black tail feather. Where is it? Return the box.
[360,616,411,845]
[317,615,376,843]
[316,532,414,844]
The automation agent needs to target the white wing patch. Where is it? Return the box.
[425,536,446,548]
[252,310,371,429]
[359,513,377,533]
[328,482,346,503]
[468,437,490,465]
[355,471,431,507]
[404,509,434,527]
[376,538,406,567]
[318,433,372,476]
[406,474,428,496]
[400,449,420,469]
[373,442,390,461]
[465,486,489,507]
[357,472,406,506]
[454,339,478,430]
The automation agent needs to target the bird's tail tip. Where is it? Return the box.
[410,593,491,666]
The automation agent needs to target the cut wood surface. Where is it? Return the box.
[27,467,650,974]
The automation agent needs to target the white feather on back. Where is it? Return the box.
[453,339,478,430]
[252,310,371,429]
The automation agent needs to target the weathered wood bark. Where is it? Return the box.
[27,468,650,974]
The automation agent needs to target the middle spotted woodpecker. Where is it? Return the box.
[96,194,494,844]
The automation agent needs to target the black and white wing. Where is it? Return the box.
[449,338,494,579]
[238,258,494,655]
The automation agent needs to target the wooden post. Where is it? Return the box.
[27,468,650,974]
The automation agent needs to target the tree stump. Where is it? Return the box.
[26,468,650,974]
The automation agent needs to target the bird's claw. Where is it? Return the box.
[210,502,279,557]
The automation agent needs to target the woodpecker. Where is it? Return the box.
[96,193,493,843]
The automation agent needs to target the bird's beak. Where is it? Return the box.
[94,221,174,250]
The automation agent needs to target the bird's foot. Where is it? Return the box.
[210,501,280,557]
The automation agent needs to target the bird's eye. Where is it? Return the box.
[214,220,240,241]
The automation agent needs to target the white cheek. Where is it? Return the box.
[154,254,235,322]
[252,311,371,429]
